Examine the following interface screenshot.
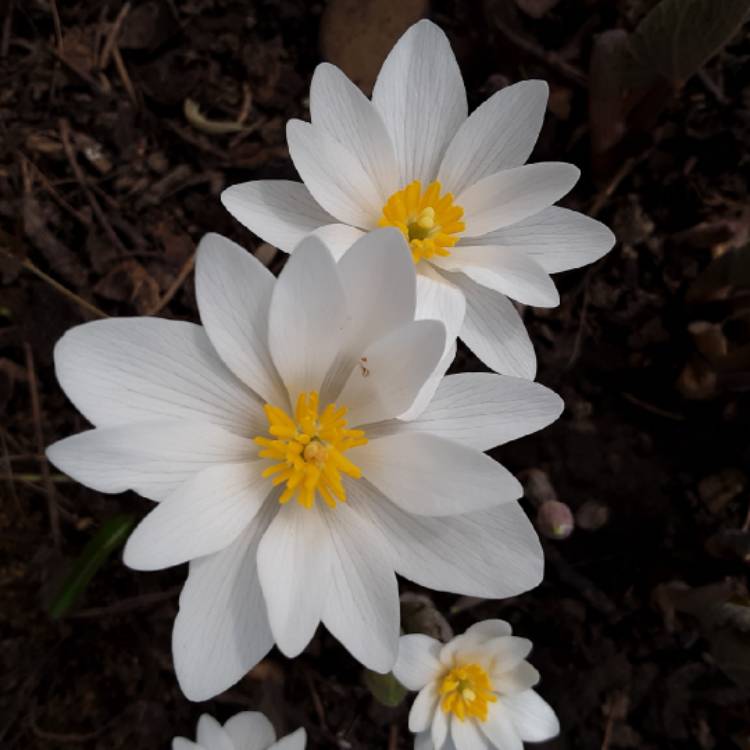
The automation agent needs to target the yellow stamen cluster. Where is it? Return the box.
[379,180,465,264]
[439,663,497,722]
[254,391,367,509]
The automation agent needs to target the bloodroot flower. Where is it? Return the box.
[47,228,561,701]
[173,712,305,750]
[221,19,615,380]
[394,621,559,750]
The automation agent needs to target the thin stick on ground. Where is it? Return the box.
[49,0,64,51]
[148,251,196,315]
[58,118,127,255]
[24,343,61,552]
[0,248,108,319]
[99,2,131,69]
[0,431,21,514]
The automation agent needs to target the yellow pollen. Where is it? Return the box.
[439,663,497,722]
[378,180,465,264]
[254,391,368,509]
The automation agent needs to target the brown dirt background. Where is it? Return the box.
[2,1,750,748]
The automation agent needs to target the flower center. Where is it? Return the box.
[254,391,367,509]
[439,663,497,722]
[378,180,465,264]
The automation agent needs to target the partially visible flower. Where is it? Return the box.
[47,228,562,701]
[393,620,559,750]
[221,19,615,380]
[173,711,305,750]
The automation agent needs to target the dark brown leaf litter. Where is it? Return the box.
[2,0,750,748]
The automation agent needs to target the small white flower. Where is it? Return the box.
[173,711,305,750]
[221,19,615,380]
[47,229,562,700]
[393,620,559,750]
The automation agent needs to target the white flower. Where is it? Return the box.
[393,620,559,750]
[47,228,562,701]
[173,711,305,750]
[220,19,615,380]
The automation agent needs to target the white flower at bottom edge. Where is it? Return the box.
[173,711,305,750]
[46,228,563,702]
[393,620,559,750]
[220,18,615,381]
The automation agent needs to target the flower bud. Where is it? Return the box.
[536,500,574,540]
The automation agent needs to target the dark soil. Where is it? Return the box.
[2,1,750,748]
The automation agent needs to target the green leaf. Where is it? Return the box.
[363,669,408,708]
[624,0,750,86]
[48,514,135,619]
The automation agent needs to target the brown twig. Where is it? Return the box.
[303,668,329,733]
[99,1,131,69]
[0,431,21,514]
[2,249,108,319]
[48,0,63,51]
[493,21,588,88]
[47,45,104,94]
[147,251,196,315]
[19,152,91,227]
[58,118,127,254]
[589,156,637,219]
[24,343,61,551]
[1,0,14,59]
[70,587,181,619]
[388,724,399,750]
[112,45,138,106]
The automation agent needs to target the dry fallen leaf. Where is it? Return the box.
[319,0,429,94]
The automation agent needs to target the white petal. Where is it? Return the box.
[372,20,467,185]
[393,633,443,690]
[47,420,256,502]
[502,690,560,742]
[268,235,348,401]
[447,271,536,379]
[398,338,457,423]
[311,224,366,260]
[438,80,549,195]
[434,246,559,308]
[385,373,563,451]
[321,502,399,672]
[465,206,616,274]
[337,320,445,427]
[270,728,307,750]
[353,432,521,516]
[431,709,449,750]
[223,712,276,750]
[173,739,201,750]
[322,228,416,403]
[310,62,399,200]
[415,731,434,750]
[123,462,268,571]
[458,163,580,237]
[351,485,543,598]
[257,502,331,658]
[196,233,287,406]
[465,620,512,640]
[286,120,382,227]
[338,228,416,343]
[172,504,275,702]
[197,715,234,750]
[493,662,540,694]
[221,180,335,253]
[484,636,533,673]
[451,717,488,750]
[54,318,261,435]
[417,265,466,350]
[481,704,523,750]
[409,683,440,733]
